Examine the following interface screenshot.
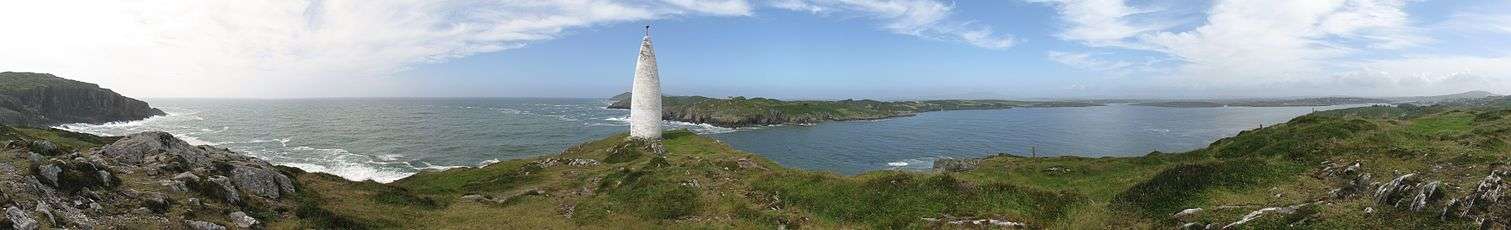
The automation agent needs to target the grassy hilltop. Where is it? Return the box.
[288,95,1511,229]
[261,96,1511,228]
[607,93,1102,127]
[5,96,1511,229]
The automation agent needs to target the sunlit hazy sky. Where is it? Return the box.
[2,0,1509,99]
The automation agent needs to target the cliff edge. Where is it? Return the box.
[0,72,165,126]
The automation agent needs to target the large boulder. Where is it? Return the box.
[98,132,209,166]
[230,164,296,199]
[206,176,241,204]
[230,211,259,228]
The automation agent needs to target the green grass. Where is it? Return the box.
[1405,111,1473,137]
[267,105,1511,228]
[752,171,1084,229]
[0,72,99,92]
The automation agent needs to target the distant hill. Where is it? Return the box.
[0,72,164,126]
[1388,90,1500,104]
[1134,97,1391,108]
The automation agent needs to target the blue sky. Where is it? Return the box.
[2,0,1509,99]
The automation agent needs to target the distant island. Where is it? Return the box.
[0,72,164,126]
[607,92,1102,127]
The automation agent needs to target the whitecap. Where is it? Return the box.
[478,158,502,166]
[279,162,413,183]
[886,156,945,171]
[376,154,404,161]
[177,135,225,146]
[414,161,469,171]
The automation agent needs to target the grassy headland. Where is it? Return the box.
[6,96,1511,229]
[267,95,1511,228]
[219,95,1511,228]
[607,93,1102,127]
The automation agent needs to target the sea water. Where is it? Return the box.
[58,98,1363,182]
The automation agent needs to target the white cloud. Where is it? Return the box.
[1036,0,1494,96]
[1247,55,1511,96]
[772,0,1017,49]
[0,0,752,97]
[1030,0,1163,48]
[663,0,754,16]
[1047,51,1129,72]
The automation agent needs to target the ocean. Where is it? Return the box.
[58,98,1365,182]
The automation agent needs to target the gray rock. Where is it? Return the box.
[6,206,38,230]
[99,132,214,167]
[932,158,981,172]
[38,164,62,187]
[568,158,601,166]
[1445,171,1505,219]
[96,170,112,186]
[1411,181,1442,212]
[184,220,226,230]
[26,152,44,164]
[230,165,295,199]
[1172,208,1203,220]
[1223,203,1311,229]
[1332,173,1371,199]
[29,140,58,155]
[160,179,188,192]
[1343,162,1362,176]
[229,211,258,228]
[33,201,54,226]
[143,193,171,213]
[206,176,240,204]
[1375,173,1418,208]
[1178,222,1205,230]
[173,172,202,182]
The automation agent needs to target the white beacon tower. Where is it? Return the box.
[629,25,662,140]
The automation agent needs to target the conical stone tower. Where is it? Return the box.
[629,26,662,140]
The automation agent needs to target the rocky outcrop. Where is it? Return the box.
[932,158,981,172]
[0,131,299,229]
[0,72,164,126]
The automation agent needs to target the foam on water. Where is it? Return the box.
[886,156,942,171]
[281,162,413,183]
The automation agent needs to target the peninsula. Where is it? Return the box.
[607,93,1102,127]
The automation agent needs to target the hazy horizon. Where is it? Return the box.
[3,1,1509,99]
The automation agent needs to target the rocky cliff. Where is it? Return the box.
[0,72,165,126]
